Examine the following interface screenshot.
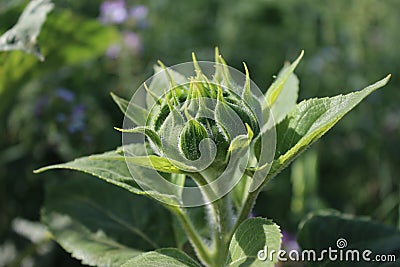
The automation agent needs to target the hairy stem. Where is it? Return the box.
[169,206,213,266]
[209,195,232,266]
[189,172,231,266]
[228,189,258,242]
[228,169,279,241]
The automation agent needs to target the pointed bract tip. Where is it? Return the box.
[371,74,392,88]
[157,60,166,68]
[183,105,193,120]
[192,52,202,74]
[114,126,137,133]
[245,123,254,141]
[243,62,249,75]
[375,74,392,87]
[164,89,174,110]
[242,62,252,97]
[293,50,304,64]
[217,84,225,102]
[143,82,159,103]
[215,47,221,62]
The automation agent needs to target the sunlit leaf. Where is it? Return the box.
[111,92,148,126]
[0,0,54,61]
[263,51,303,111]
[264,75,391,188]
[226,218,282,267]
[34,144,145,195]
[123,155,186,174]
[269,62,300,124]
[121,248,202,267]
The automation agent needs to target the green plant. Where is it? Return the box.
[297,210,400,267]
[35,50,390,266]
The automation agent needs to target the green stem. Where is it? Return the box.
[210,196,233,266]
[188,172,230,266]
[169,206,213,266]
[228,189,259,242]
[228,169,279,241]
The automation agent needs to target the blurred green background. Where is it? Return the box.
[0,0,399,266]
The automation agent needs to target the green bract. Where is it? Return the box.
[35,49,391,267]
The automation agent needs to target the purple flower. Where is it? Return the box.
[123,32,142,54]
[105,44,122,59]
[68,104,86,133]
[99,0,127,25]
[129,5,149,29]
[56,88,75,102]
[281,231,301,253]
[129,5,148,21]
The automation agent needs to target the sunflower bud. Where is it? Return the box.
[114,49,283,206]
[123,50,263,173]
[145,78,259,168]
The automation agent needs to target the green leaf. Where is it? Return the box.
[269,75,391,184]
[114,125,162,153]
[42,177,176,266]
[226,218,282,267]
[40,9,120,64]
[264,51,303,111]
[45,212,141,266]
[241,63,263,125]
[124,155,186,174]
[34,144,145,195]
[297,210,400,267]
[121,248,202,267]
[90,149,192,175]
[35,144,188,206]
[0,8,119,114]
[270,63,300,124]
[0,0,54,61]
[111,92,148,126]
[228,124,253,153]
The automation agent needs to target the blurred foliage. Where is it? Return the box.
[0,0,399,266]
[298,210,400,267]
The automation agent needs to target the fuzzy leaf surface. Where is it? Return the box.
[42,177,176,266]
[226,218,282,267]
[265,76,391,187]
